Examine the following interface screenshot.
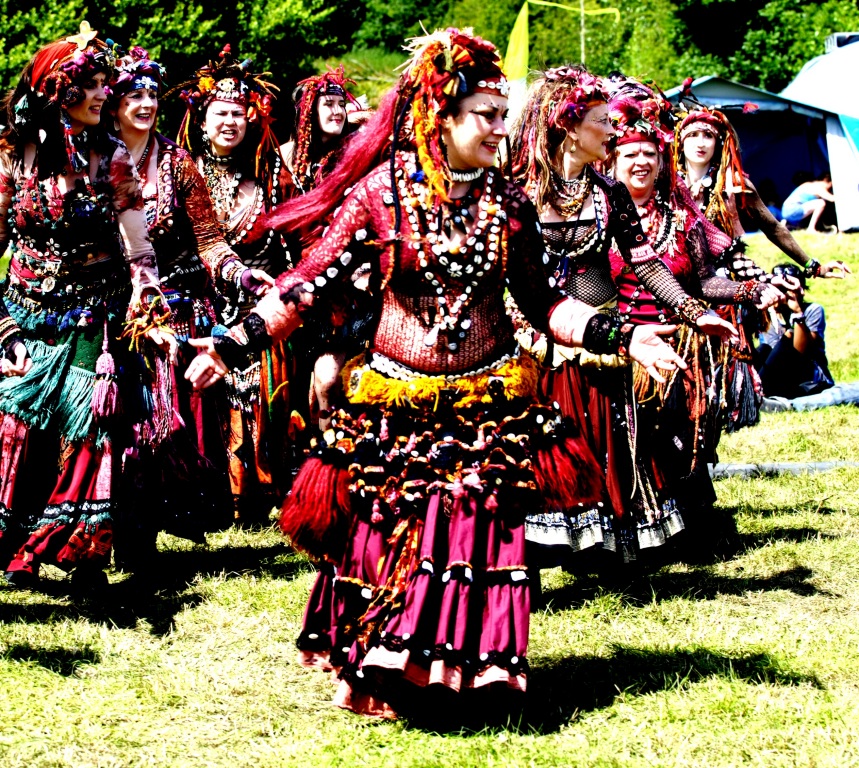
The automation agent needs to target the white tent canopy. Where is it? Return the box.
[781,41,859,231]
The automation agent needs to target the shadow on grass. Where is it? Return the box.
[523,644,822,733]
[539,563,825,614]
[393,644,819,735]
[2,642,100,676]
[0,544,313,636]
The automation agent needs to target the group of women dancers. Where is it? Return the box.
[0,23,849,719]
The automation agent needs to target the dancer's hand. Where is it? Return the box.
[819,260,851,278]
[753,282,787,310]
[240,268,276,297]
[145,327,179,365]
[629,325,688,383]
[1,342,32,377]
[185,337,228,389]
[695,313,739,342]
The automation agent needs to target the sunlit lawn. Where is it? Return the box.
[1,233,857,767]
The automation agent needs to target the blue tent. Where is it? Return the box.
[665,75,858,232]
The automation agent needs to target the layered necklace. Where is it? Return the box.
[637,191,678,256]
[396,161,504,353]
[203,149,242,221]
[549,165,595,219]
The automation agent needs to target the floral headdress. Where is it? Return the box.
[109,46,165,102]
[606,78,675,152]
[509,65,607,213]
[19,22,116,172]
[170,45,282,195]
[675,79,748,230]
[544,66,607,132]
[396,28,507,204]
[291,65,360,186]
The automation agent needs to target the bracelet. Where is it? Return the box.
[733,279,759,304]
[804,259,821,278]
[789,312,806,327]
[582,314,624,355]
[676,296,707,324]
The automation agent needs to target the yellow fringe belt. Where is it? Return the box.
[343,353,540,410]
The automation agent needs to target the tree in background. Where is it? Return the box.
[0,0,355,117]
[730,0,859,91]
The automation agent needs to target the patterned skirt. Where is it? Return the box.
[285,351,598,717]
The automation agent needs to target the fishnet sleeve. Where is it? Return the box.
[606,178,697,313]
[685,220,763,303]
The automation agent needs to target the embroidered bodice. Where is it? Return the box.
[0,136,159,304]
[260,153,564,376]
[610,178,758,324]
[144,135,236,290]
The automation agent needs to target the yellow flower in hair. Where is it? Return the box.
[198,76,215,92]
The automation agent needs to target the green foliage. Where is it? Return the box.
[0,0,356,109]
[317,47,402,105]
[730,0,859,91]
[356,0,450,49]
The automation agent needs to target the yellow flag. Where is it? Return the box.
[504,2,530,81]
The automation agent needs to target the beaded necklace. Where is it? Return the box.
[203,150,243,221]
[549,165,595,219]
[396,160,505,353]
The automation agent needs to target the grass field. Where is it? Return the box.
[1,233,858,767]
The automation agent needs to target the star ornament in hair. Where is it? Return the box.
[65,20,99,51]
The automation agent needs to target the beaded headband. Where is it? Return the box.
[110,46,165,101]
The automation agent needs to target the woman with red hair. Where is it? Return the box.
[186,29,686,718]
[0,24,172,590]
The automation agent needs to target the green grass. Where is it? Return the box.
[1,236,859,766]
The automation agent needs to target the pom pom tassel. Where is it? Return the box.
[280,454,351,561]
[91,312,121,422]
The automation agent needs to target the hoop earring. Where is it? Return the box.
[113,118,120,133]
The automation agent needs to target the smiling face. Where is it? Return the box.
[683,128,717,167]
[65,71,108,133]
[115,87,158,139]
[316,93,346,140]
[566,103,615,165]
[202,99,248,156]
[614,140,661,201]
[439,92,509,172]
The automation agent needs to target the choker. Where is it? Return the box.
[450,167,484,183]
[205,147,235,167]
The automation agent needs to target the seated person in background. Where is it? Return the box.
[781,172,836,232]
[755,178,782,224]
[757,264,834,398]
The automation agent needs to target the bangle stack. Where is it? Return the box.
[676,296,707,324]
[0,317,22,352]
[733,279,759,303]
[804,259,821,278]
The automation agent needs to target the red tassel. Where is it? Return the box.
[92,314,121,422]
[279,456,351,560]
[533,436,604,510]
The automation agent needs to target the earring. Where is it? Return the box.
[113,118,120,132]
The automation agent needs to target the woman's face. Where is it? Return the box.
[440,92,508,172]
[115,88,158,138]
[202,99,248,156]
[66,71,108,133]
[614,140,660,200]
[683,129,717,166]
[567,103,615,164]
[316,94,346,139]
